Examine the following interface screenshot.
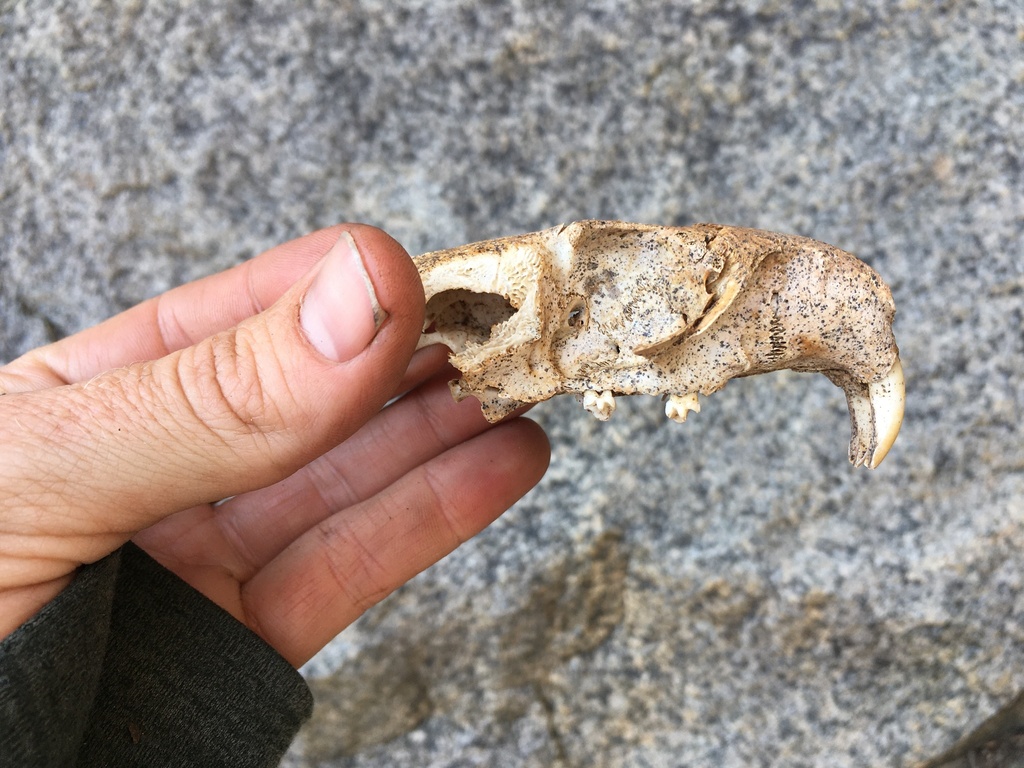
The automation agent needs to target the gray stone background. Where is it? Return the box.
[2,1,1023,765]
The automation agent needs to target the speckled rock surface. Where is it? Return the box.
[2,2,1022,766]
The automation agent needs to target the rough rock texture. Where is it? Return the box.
[2,2,1022,766]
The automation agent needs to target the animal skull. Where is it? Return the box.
[414,220,904,468]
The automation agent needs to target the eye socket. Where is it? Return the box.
[566,301,587,329]
[424,289,517,341]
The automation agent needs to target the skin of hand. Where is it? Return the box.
[0,224,550,667]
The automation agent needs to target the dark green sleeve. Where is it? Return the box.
[0,543,313,767]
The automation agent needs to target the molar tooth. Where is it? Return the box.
[583,389,616,421]
[665,393,701,423]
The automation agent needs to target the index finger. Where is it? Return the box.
[2,225,399,388]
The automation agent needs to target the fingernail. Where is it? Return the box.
[301,232,387,362]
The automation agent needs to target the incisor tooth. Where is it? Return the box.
[867,356,905,469]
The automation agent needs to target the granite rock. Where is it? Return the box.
[2,1,1023,766]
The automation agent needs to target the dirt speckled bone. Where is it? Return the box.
[414,220,904,468]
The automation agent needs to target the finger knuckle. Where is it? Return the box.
[173,327,288,443]
[316,515,390,614]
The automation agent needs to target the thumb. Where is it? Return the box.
[0,226,424,556]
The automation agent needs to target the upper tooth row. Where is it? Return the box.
[581,390,701,423]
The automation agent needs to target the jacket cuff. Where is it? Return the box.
[81,543,313,767]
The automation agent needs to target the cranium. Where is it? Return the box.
[414,220,904,468]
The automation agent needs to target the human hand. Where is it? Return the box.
[0,225,549,666]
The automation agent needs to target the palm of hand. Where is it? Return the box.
[133,364,539,666]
